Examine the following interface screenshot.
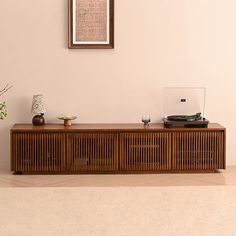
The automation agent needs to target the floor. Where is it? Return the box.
[2,186,236,236]
[1,167,236,235]
[0,166,235,187]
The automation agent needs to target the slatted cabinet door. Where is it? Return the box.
[10,124,226,174]
[120,132,171,172]
[11,132,66,173]
[67,132,119,172]
[172,131,225,171]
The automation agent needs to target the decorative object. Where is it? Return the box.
[11,123,225,174]
[57,115,77,126]
[142,114,151,127]
[0,102,7,120]
[0,84,12,120]
[31,95,46,126]
[68,0,114,49]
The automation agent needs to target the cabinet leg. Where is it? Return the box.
[13,171,23,175]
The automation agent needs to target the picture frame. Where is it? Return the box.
[68,0,114,49]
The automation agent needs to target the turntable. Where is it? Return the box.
[162,87,209,128]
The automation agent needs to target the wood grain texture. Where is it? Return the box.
[11,123,226,174]
[120,132,171,171]
[11,123,225,132]
[172,131,225,171]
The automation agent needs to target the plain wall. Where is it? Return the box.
[0,0,236,169]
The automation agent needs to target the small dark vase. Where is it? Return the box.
[32,114,45,126]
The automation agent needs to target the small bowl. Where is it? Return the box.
[57,115,77,126]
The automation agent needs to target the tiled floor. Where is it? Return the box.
[0,166,235,187]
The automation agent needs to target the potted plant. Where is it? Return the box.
[0,84,12,120]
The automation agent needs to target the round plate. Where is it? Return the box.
[57,115,77,121]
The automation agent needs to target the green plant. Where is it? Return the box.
[0,84,12,120]
[0,102,7,120]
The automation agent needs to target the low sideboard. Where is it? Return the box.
[10,123,226,174]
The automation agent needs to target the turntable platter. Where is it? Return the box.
[167,113,202,122]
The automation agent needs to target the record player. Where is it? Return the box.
[162,87,209,128]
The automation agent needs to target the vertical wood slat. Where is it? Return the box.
[199,132,202,170]
[132,133,135,171]
[208,132,211,170]
[152,133,155,171]
[125,133,128,171]
[172,132,175,170]
[223,130,226,169]
[172,131,225,171]
[160,132,163,170]
[194,132,197,170]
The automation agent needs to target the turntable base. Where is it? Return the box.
[163,118,209,128]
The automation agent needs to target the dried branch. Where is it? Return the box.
[0,84,13,97]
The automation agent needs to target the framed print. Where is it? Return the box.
[68,0,114,49]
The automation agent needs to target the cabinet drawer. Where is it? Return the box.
[67,133,118,172]
[172,131,225,170]
[11,132,66,172]
[120,132,171,171]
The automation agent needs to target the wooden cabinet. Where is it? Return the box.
[11,123,226,174]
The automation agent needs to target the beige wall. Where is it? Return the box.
[0,0,236,169]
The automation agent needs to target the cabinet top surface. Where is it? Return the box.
[11,123,225,132]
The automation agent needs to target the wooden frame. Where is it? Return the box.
[68,0,114,49]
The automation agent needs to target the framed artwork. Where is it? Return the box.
[68,0,114,49]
